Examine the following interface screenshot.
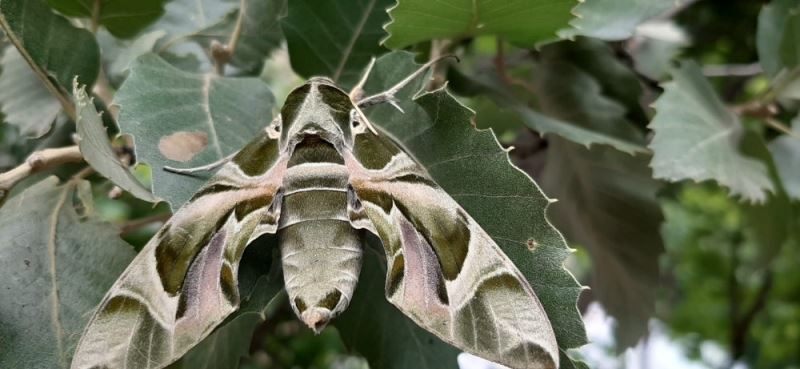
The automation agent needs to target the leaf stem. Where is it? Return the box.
[428,39,454,90]
[120,212,171,235]
[90,0,102,34]
[0,146,85,206]
[764,118,800,138]
[733,101,799,138]
[211,0,248,75]
[0,14,77,121]
[92,67,119,120]
[227,0,247,56]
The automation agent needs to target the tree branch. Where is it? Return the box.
[0,146,85,205]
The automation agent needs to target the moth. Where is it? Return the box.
[71,58,559,369]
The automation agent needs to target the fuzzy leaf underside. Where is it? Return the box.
[114,53,275,209]
[0,177,135,369]
[649,61,774,203]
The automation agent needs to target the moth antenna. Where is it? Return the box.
[349,57,376,101]
[163,153,235,175]
[356,54,459,109]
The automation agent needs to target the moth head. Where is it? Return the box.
[280,77,369,150]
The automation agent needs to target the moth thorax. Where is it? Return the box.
[279,219,363,333]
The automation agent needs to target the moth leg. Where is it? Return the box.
[356,54,459,111]
[163,153,235,175]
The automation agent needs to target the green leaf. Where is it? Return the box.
[45,0,167,39]
[149,0,237,38]
[629,21,690,80]
[192,0,287,73]
[114,53,275,209]
[73,80,158,203]
[537,138,663,348]
[383,0,577,49]
[346,51,587,367]
[757,0,800,77]
[107,30,167,77]
[558,0,681,40]
[0,47,61,137]
[780,11,800,69]
[145,0,238,63]
[281,0,392,88]
[0,0,100,89]
[769,120,800,200]
[649,61,774,203]
[337,247,460,369]
[0,177,136,369]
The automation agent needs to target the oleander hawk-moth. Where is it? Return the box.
[71,59,559,369]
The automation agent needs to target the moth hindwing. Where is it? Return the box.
[72,68,559,369]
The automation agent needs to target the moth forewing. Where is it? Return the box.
[71,130,288,369]
[342,123,560,368]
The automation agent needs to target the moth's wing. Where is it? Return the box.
[71,132,288,369]
[345,132,559,369]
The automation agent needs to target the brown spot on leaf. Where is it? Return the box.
[158,131,208,162]
[526,238,538,251]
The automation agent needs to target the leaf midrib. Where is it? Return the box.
[47,184,71,367]
[333,0,378,82]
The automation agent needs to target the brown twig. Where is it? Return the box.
[90,0,102,34]
[703,63,763,78]
[92,67,120,121]
[733,102,799,138]
[0,146,85,204]
[428,39,454,90]
[494,38,512,86]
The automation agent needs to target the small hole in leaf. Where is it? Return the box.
[526,238,538,251]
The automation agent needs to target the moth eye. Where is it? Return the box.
[350,109,364,131]
[266,115,282,138]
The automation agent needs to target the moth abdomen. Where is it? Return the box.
[279,149,363,333]
[279,219,362,333]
